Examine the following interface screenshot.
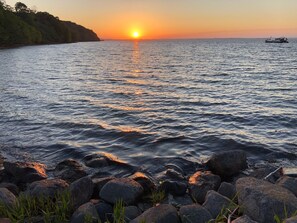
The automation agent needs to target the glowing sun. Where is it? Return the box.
[132,31,140,39]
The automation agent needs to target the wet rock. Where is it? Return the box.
[249,166,282,183]
[165,169,185,181]
[179,204,212,223]
[188,171,221,204]
[277,176,297,197]
[92,177,115,198]
[94,201,113,223]
[162,194,193,208]
[0,188,17,206]
[159,180,187,196]
[236,177,297,223]
[218,182,237,200]
[26,179,68,198]
[3,161,47,183]
[203,190,234,218]
[124,206,141,221]
[71,202,99,223]
[129,172,156,193]
[130,204,180,223]
[100,178,143,205]
[284,216,297,223]
[0,219,12,223]
[54,159,87,183]
[232,215,258,223]
[83,152,129,168]
[207,150,247,177]
[0,183,19,196]
[70,176,94,208]
[137,202,153,212]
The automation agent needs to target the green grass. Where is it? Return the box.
[112,199,125,223]
[0,190,73,223]
[150,190,165,206]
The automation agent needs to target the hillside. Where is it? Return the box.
[0,1,100,47]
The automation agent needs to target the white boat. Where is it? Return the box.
[265,37,289,43]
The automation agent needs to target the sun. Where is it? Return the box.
[132,31,140,39]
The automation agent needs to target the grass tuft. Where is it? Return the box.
[0,190,73,223]
[150,190,165,206]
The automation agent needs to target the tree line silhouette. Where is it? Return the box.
[0,1,100,46]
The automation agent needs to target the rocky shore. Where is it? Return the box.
[1,150,297,223]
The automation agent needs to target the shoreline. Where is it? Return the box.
[1,150,297,223]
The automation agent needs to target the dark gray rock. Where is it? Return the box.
[92,177,115,198]
[179,204,212,223]
[0,183,19,196]
[218,182,237,200]
[162,194,193,208]
[129,172,156,193]
[232,215,258,223]
[94,201,113,223]
[124,206,141,221]
[137,202,153,212]
[284,216,297,223]
[26,179,68,198]
[0,188,16,206]
[70,202,99,223]
[54,159,87,183]
[249,167,282,183]
[159,180,187,196]
[236,177,297,223]
[83,153,129,168]
[70,176,94,208]
[0,218,12,223]
[3,161,47,183]
[165,169,185,181]
[130,204,180,223]
[207,150,247,177]
[100,178,143,205]
[203,190,234,218]
[188,171,221,204]
[277,176,297,197]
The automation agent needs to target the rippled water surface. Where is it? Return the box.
[1,39,297,171]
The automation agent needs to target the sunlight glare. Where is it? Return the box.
[132,31,140,39]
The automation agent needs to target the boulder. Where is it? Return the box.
[188,171,221,204]
[179,204,212,223]
[159,180,187,196]
[70,176,94,208]
[99,178,143,205]
[0,219,12,223]
[277,176,297,197]
[3,161,47,183]
[94,201,113,223]
[0,188,17,206]
[165,169,185,181]
[203,190,234,218]
[232,215,258,223]
[54,159,87,183]
[130,204,180,223]
[70,202,99,223]
[218,182,237,200]
[162,194,193,208]
[0,183,19,196]
[26,179,68,198]
[92,177,115,198]
[236,177,297,223]
[129,172,156,193]
[284,216,297,223]
[207,150,247,177]
[124,206,141,221]
[83,152,129,168]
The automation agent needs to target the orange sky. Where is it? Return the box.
[6,0,297,39]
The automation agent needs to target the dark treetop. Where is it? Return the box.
[0,1,100,47]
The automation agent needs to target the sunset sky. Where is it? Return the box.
[6,0,297,39]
